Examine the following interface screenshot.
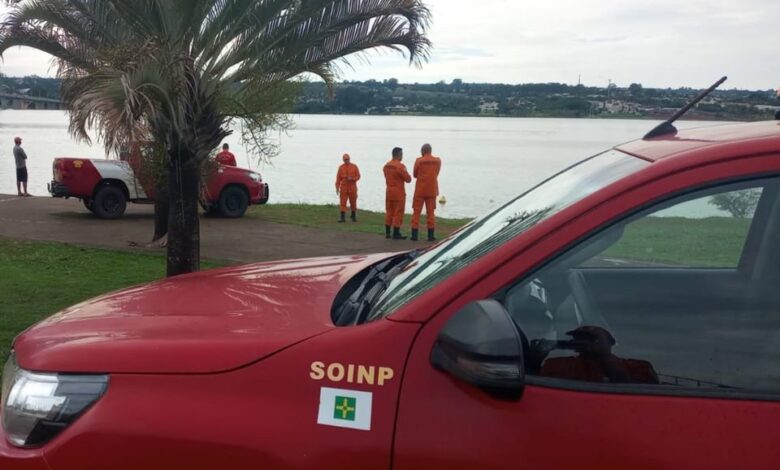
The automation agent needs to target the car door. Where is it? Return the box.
[393,166,780,469]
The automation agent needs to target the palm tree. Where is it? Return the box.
[0,0,431,276]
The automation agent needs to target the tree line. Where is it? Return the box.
[4,74,777,121]
[295,79,779,120]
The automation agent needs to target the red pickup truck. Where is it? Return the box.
[47,148,269,218]
[9,120,780,469]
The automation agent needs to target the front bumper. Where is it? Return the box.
[0,425,49,470]
[251,183,270,205]
[47,180,70,198]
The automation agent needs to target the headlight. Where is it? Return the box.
[1,353,108,447]
[248,172,262,182]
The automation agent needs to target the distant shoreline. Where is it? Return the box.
[1,108,758,122]
[4,76,777,122]
[287,112,755,122]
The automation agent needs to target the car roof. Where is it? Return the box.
[616,120,780,162]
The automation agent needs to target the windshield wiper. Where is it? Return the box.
[332,250,420,326]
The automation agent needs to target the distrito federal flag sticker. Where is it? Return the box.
[317,387,373,431]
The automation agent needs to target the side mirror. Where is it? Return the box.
[431,300,525,401]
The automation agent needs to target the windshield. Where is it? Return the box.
[366,150,647,322]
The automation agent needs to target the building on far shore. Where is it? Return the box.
[478,101,499,114]
[385,105,410,114]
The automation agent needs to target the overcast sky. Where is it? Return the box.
[1,0,778,90]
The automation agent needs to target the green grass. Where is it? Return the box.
[0,238,223,372]
[602,216,752,267]
[247,203,472,237]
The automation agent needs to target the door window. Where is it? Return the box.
[585,186,762,268]
[497,176,780,395]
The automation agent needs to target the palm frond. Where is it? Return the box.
[212,0,430,84]
[1,0,432,162]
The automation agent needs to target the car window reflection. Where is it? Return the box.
[498,176,780,393]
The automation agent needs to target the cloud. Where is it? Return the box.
[0,47,56,77]
[1,1,779,89]
[435,47,493,59]
[576,36,629,45]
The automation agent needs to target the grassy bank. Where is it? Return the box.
[602,216,751,267]
[0,238,223,371]
[248,203,473,237]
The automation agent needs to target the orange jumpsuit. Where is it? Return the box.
[215,150,237,166]
[336,162,361,212]
[383,159,412,228]
[411,154,442,230]
[540,356,659,384]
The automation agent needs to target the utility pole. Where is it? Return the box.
[603,79,612,114]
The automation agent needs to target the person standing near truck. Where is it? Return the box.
[215,143,237,166]
[383,147,412,239]
[411,143,441,241]
[13,136,29,197]
[335,153,361,223]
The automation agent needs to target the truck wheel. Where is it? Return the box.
[219,186,248,218]
[93,186,127,219]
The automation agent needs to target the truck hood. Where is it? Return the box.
[13,254,389,374]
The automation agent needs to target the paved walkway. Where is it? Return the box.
[0,195,427,263]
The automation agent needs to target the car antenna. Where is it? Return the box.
[643,76,728,139]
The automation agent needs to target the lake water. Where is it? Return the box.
[0,111,733,218]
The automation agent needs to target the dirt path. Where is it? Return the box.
[0,195,430,263]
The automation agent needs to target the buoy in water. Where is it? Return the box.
[439,195,447,204]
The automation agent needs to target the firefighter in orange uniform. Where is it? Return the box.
[411,143,442,241]
[383,147,412,239]
[335,153,361,222]
[538,326,659,384]
[215,143,237,166]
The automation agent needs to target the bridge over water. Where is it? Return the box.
[0,93,61,110]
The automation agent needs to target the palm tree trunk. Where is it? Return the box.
[166,139,200,276]
[152,176,169,242]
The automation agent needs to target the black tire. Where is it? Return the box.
[92,186,127,219]
[203,204,219,217]
[219,186,249,218]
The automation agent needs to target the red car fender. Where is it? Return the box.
[203,165,265,204]
[40,320,420,470]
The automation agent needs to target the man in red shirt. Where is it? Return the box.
[411,143,442,241]
[335,153,361,222]
[383,147,412,239]
[215,143,237,166]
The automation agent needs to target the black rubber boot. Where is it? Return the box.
[338,211,346,223]
[385,225,391,239]
[350,211,357,222]
[427,228,436,242]
[410,229,419,241]
[392,228,407,240]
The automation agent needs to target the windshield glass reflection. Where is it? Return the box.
[368,150,648,321]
